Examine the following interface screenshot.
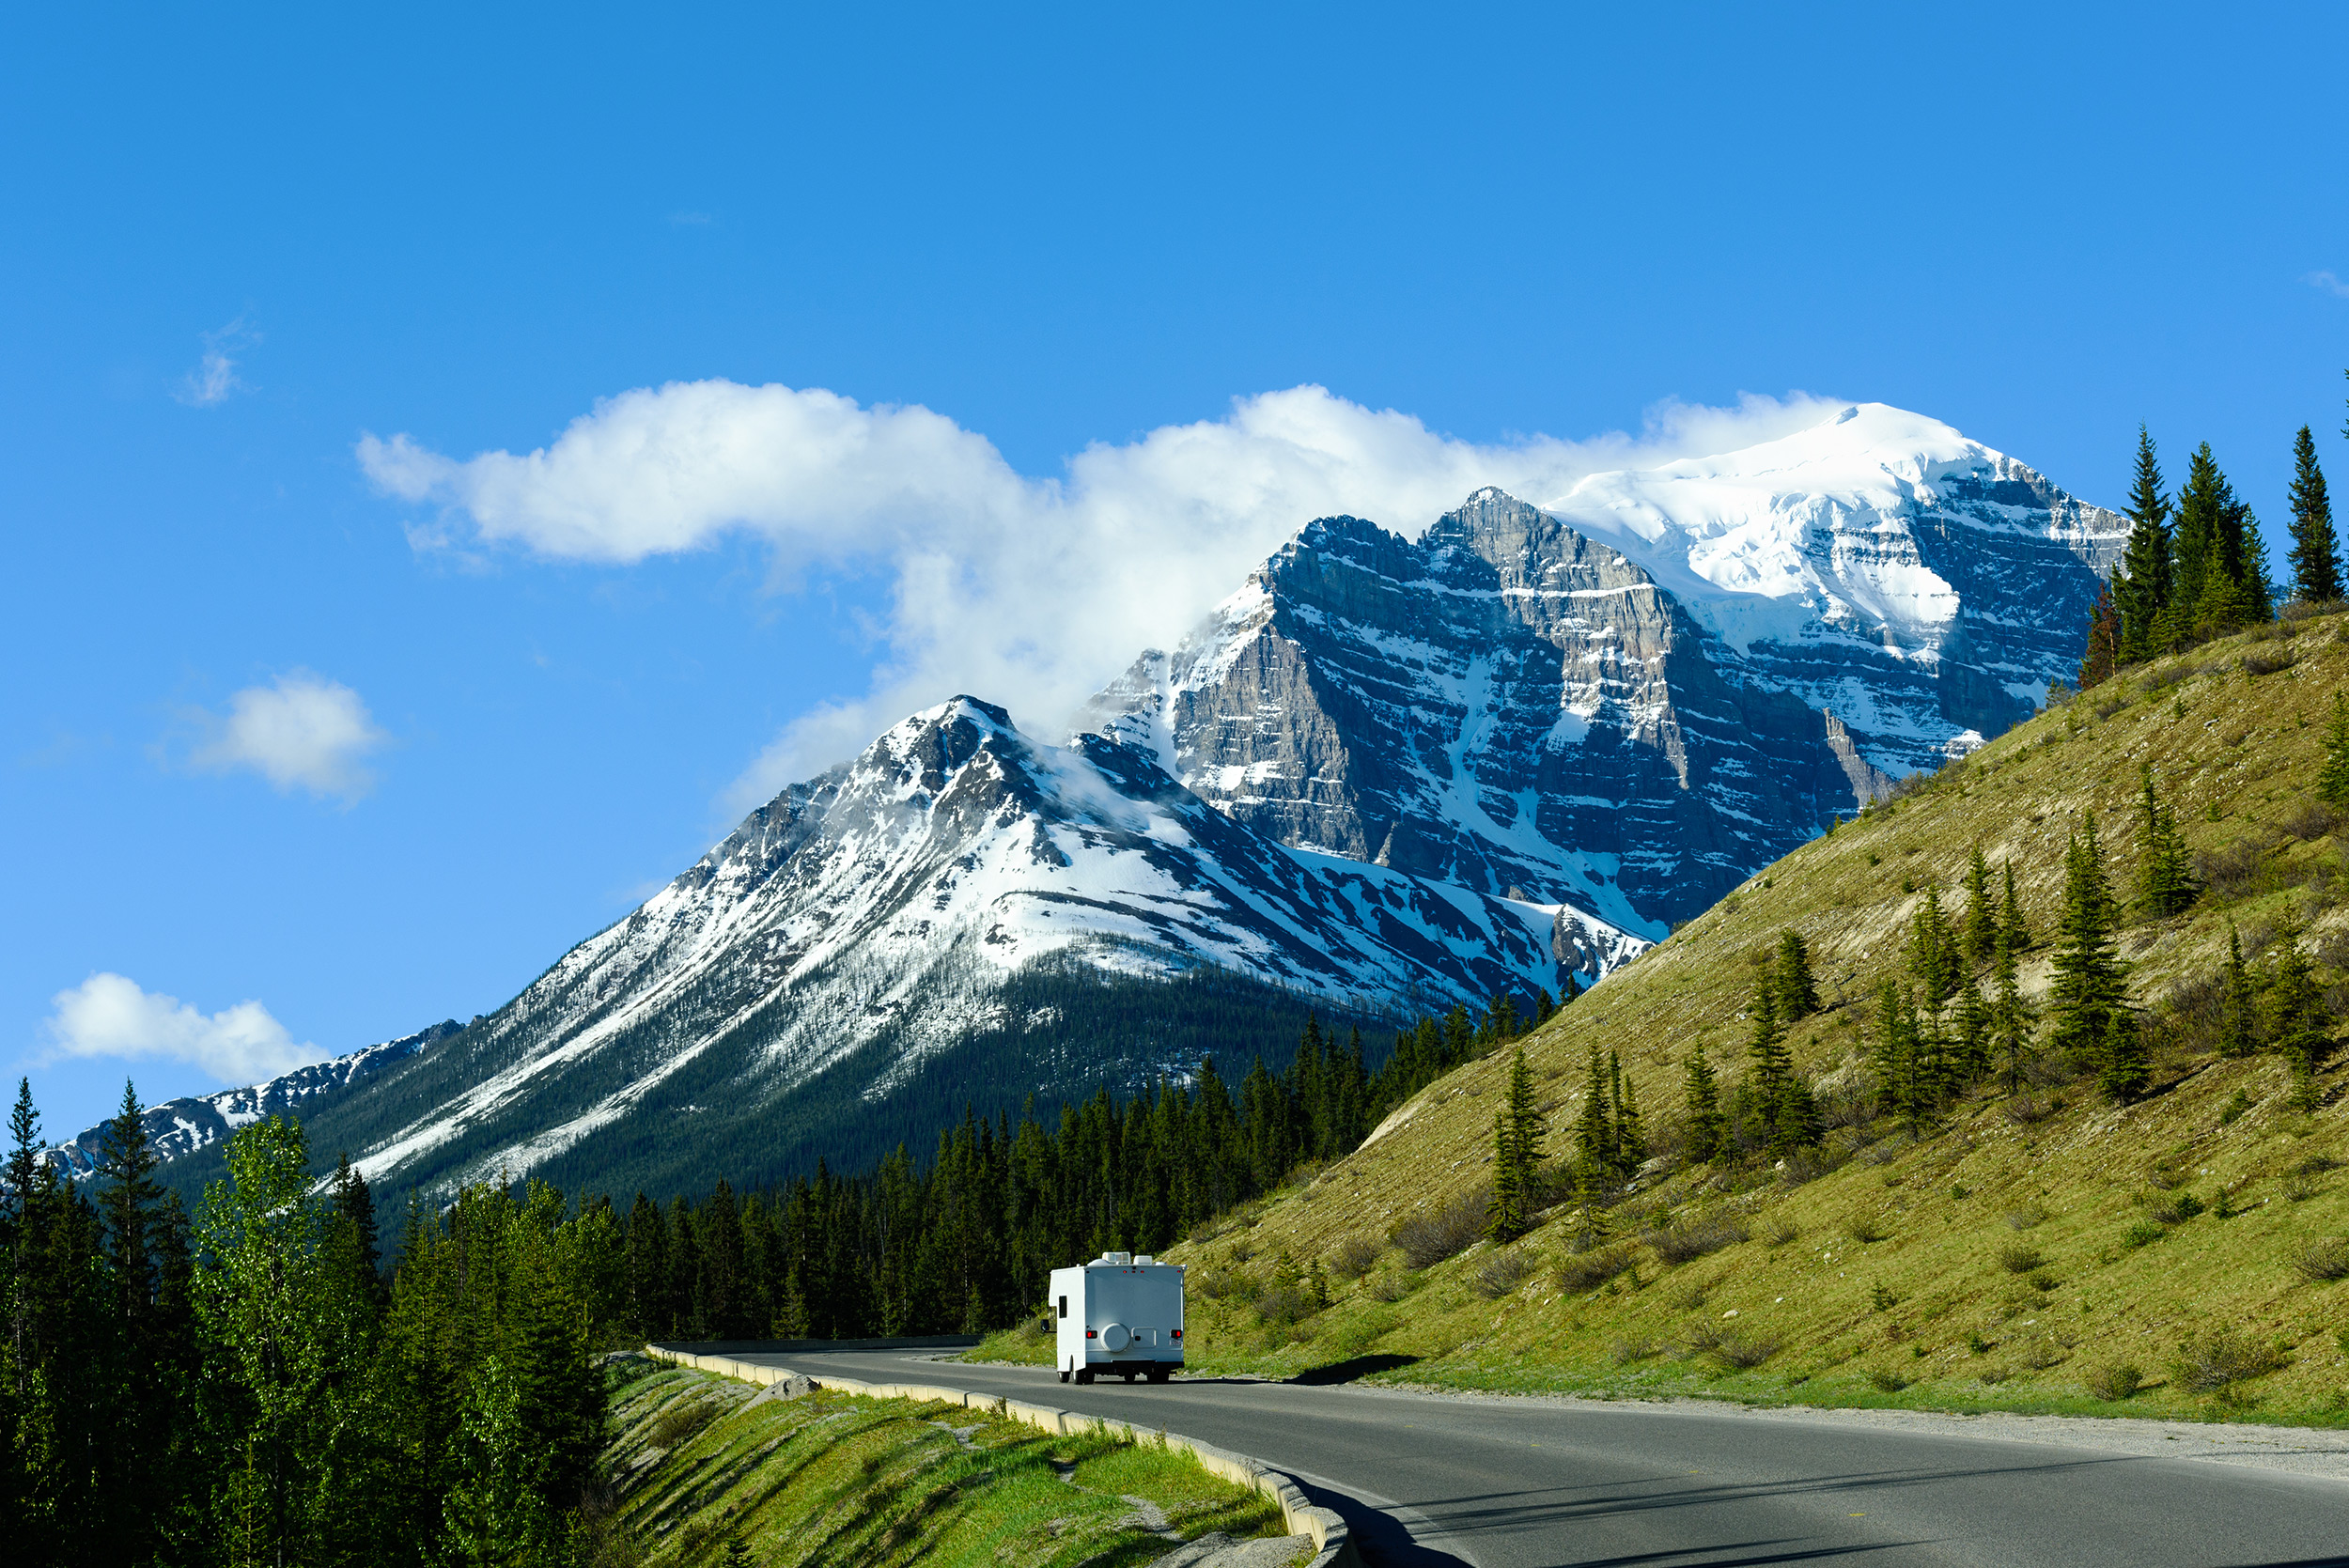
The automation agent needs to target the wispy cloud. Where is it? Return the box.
[2304,270,2349,300]
[42,972,320,1085]
[176,316,259,406]
[361,381,1843,807]
[184,671,388,801]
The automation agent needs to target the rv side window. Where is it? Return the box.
[1057,1296,1067,1320]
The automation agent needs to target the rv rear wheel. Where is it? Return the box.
[1058,1368,1070,1383]
[1146,1365,1171,1384]
[1075,1367,1095,1385]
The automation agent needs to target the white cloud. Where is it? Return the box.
[189,672,388,800]
[43,973,321,1085]
[2305,270,2349,300]
[361,381,1841,806]
[176,316,258,407]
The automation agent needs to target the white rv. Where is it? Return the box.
[1050,1251,1185,1383]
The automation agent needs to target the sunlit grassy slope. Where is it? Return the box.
[597,1359,1296,1566]
[1083,614,2349,1422]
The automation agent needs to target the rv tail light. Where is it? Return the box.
[1171,1329,1182,1339]
[1085,1329,1097,1338]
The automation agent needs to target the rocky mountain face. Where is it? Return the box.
[1082,404,2124,929]
[42,1019,460,1182]
[186,699,1636,1203]
[60,402,2123,1205]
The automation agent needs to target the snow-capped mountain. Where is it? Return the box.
[42,1019,460,1182]
[249,699,1638,1203]
[1081,404,2124,930]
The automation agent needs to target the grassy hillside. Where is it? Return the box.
[991,613,2349,1423]
[590,1359,1299,1566]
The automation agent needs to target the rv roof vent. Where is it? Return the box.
[1134,1255,1155,1265]
[1101,1250,1132,1265]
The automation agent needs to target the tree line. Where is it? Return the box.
[3,989,1556,1565]
[2079,384,2346,687]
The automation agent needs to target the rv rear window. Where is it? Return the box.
[1057,1296,1067,1319]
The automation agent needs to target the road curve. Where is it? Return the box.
[716,1346,2349,1567]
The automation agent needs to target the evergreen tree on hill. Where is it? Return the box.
[1960,845,1997,969]
[2116,426,2173,663]
[1611,1051,1647,1173]
[1907,886,1960,1002]
[2135,764,2199,918]
[1681,1044,1724,1165]
[2000,860,2032,951]
[2162,442,2227,648]
[1486,1044,1543,1243]
[2077,589,2121,690]
[2287,426,2342,603]
[2049,815,2142,1099]
[2324,692,2349,808]
[1989,920,2035,1094]
[1775,930,1819,1021]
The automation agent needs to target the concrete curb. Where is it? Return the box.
[644,1345,1359,1568]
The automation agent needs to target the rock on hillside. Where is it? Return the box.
[1083,404,2125,930]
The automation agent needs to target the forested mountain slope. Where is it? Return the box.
[1158,612,2349,1422]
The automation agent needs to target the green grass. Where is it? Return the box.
[599,1361,1297,1567]
[1145,615,2349,1429]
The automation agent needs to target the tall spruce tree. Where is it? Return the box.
[2218,924,2257,1059]
[2268,924,2331,1111]
[2135,764,2198,917]
[2162,442,2226,647]
[2320,693,2349,808]
[2049,815,2141,1099]
[2116,426,2173,662]
[1745,985,1794,1139]
[1612,1056,1647,1173]
[1960,845,1997,968]
[2287,426,2342,603]
[1681,1045,1724,1165]
[1486,1045,1544,1243]
[1775,930,1819,1020]
[1989,920,2035,1094]
[1574,1045,1612,1175]
[1907,886,1960,1002]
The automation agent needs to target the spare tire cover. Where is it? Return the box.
[1101,1322,1131,1352]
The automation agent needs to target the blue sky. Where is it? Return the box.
[7,4,2347,1141]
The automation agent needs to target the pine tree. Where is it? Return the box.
[2162,442,2226,648]
[1681,1045,1724,1165]
[1871,979,1917,1121]
[2077,589,2121,690]
[2288,426,2342,603]
[1574,1046,1612,1175]
[2321,693,2349,808]
[1989,921,2035,1094]
[2116,426,2173,662]
[1486,1045,1544,1242]
[1907,886,1959,1002]
[1613,1061,1647,1173]
[2000,860,2031,951]
[1746,985,1793,1142]
[2218,924,2257,1059]
[1775,930,1819,1020]
[2135,764,2198,917]
[2049,815,2141,1099]
[1954,982,1991,1083]
[2268,922,2331,1110]
[1960,846,1996,968]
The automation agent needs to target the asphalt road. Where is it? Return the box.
[725,1346,2349,1567]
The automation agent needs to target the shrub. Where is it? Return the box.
[2026,1268,2060,1294]
[648,1401,717,1451]
[2015,1335,2065,1371]
[2122,1219,2167,1249]
[2083,1362,2142,1401]
[1866,1369,1910,1392]
[2194,837,2276,901]
[1645,1216,1750,1265]
[1870,1282,1897,1311]
[2295,1238,2349,1283]
[2173,1331,2285,1394]
[1996,1243,2045,1274]
[2004,1203,2049,1230]
[1472,1250,1537,1299]
[2147,1191,2205,1226]
[1845,1214,1889,1244]
[2241,647,2299,677]
[1678,1320,1724,1358]
[1609,1335,1663,1365]
[1392,1187,1489,1269]
[2280,801,2341,843]
[2003,1093,2055,1126]
[1329,1234,1383,1281]
[1554,1246,1633,1293]
[1365,1270,1413,1303]
[1762,1214,1799,1247]
[1254,1284,1318,1326]
[1714,1333,1781,1369]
